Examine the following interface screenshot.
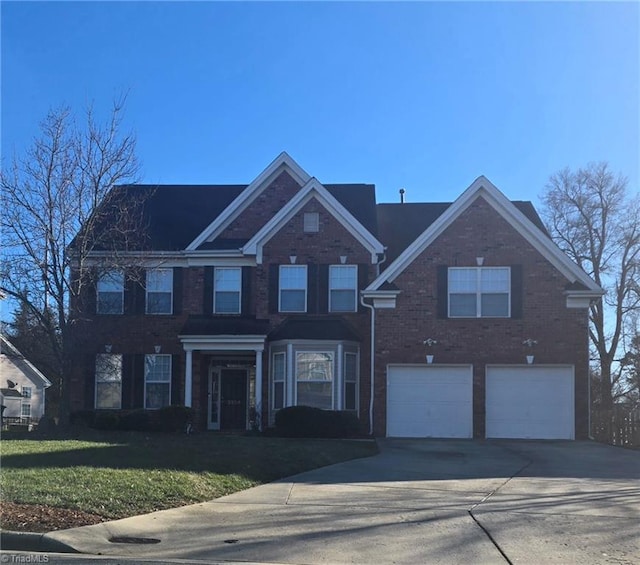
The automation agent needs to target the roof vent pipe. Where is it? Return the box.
[399,188,405,204]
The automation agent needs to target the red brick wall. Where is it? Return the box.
[372,196,590,438]
[218,171,302,240]
[67,195,377,430]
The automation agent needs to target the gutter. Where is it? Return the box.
[360,294,376,436]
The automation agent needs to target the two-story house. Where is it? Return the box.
[66,152,602,439]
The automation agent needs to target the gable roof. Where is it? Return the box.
[187,152,312,251]
[0,335,52,389]
[368,176,602,293]
[242,178,384,263]
[377,200,548,264]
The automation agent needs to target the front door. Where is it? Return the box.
[220,369,248,430]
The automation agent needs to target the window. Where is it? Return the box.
[22,386,32,399]
[296,352,333,410]
[146,269,173,314]
[97,271,124,314]
[329,265,357,312]
[21,403,31,420]
[214,267,241,314]
[344,352,358,410]
[95,354,122,409]
[279,265,307,312]
[303,212,319,233]
[272,352,285,410]
[145,354,171,409]
[449,267,510,317]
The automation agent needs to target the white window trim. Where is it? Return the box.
[95,354,123,409]
[294,350,335,410]
[279,265,308,313]
[22,386,32,399]
[144,354,172,410]
[329,265,358,313]
[448,266,511,318]
[214,267,242,315]
[272,351,286,410]
[145,268,173,315]
[21,403,31,419]
[97,270,124,315]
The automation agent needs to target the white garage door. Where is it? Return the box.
[387,365,473,438]
[486,365,574,439]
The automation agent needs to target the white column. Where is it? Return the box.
[255,348,263,431]
[185,349,193,408]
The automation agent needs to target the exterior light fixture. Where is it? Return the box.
[154,345,162,354]
[289,255,297,264]
[104,345,112,353]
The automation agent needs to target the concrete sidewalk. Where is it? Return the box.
[12,440,640,564]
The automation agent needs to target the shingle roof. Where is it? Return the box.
[96,182,377,251]
[376,201,549,264]
[268,317,362,342]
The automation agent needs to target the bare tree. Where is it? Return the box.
[541,162,640,411]
[1,98,145,420]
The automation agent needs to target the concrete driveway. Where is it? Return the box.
[47,439,639,564]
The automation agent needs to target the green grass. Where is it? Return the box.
[0,430,377,519]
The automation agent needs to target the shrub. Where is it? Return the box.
[69,406,193,432]
[275,406,363,438]
[92,410,120,431]
[155,405,193,432]
[119,409,151,431]
[70,410,96,427]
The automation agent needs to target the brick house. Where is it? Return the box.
[66,152,602,439]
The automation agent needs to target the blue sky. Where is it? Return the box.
[2,1,638,206]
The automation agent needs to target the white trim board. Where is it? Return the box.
[242,177,385,264]
[187,152,311,251]
[367,176,602,295]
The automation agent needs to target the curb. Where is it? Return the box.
[1,530,79,553]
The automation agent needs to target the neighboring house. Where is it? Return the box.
[66,152,602,439]
[0,334,52,423]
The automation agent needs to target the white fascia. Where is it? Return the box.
[564,290,604,308]
[243,178,385,264]
[84,250,255,268]
[179,335,266,352]
[360,289,401,309]
[186,152,312,251]
[367,176,602,294]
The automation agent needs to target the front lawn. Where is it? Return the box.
[0,430,377,531]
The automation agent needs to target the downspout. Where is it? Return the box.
[360,294,376,436]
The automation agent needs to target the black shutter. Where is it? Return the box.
[241,266,252,316]
[124,269,143,315]
[269,264,279,314]
[121,354,134,409]
[318,264,329,313]
[437,265,449,319]
[173,268,183,315]
[86,269,98,316]
[86,354,96,408]
[203,267,214,315]
[133,354,145,409]
[307,263,318,314]
[357,264,368,312]
[510,264,523,319]
[171,354,182,406]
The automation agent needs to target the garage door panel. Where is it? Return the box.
[486,366,574,440]
[387,365,472,438]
